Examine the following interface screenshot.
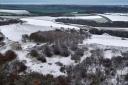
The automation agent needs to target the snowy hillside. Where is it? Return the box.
[0,15,128,85]
[101,14,128,21]
[0,9,30,15]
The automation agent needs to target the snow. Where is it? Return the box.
[16,51,64,77]
[0,17,79,77]
[84,34,128,48]
[117,67,128,75]
[95,27,128,31]
[15,46,75,77]
[0,16,79,41]
[0,23,52,41]
[58,15,102,20]
[0,41,71,77]
[0,9,30,15]
[25,16,56,21]
[100,14,128,21]
[104,50,113,59]
[104,50,122,59]
[21,18,79,29]
[46,56,74,66]
[1,15,128,77]
[104,13,128,16]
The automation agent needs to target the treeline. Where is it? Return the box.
[55,18,128,27]
[89,28,128,38]
[0,19,23,26]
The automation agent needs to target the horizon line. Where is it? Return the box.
[0,3,128,6]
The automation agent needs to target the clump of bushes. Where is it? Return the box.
[0,18,23,26]
[71,48,84,62]
[13,72,69,85]
[29,29,88,43]
[0,59,27,85]
[0,32,4,42]
[10,42,22,50]
[22,34,29,42]
[0,50,17,65]
[37,55,47,63]
[28,29,89,59]
[29,31,68,43]
[43,45,53,57]
[29,49,39,58]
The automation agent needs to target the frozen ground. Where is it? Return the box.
[0,24,52,41]
[101,14,128,21]
[95,27,128,31]
[21,18,79,29]
[57,15,108,23]
[0,9,30,15]
[1,15,128,77]
[0,17,80,77]
[84,34,128,48]
[58,15,102,20]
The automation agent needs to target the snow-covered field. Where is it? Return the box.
[0,9,30,15]
[59,15,102,20]
[84,34,128,48]
[0,17,80,41]
[1,14,128,78]
[0,24,52,41]
[101,14,128,21]
[0,16,80,77]
[95,27,128,31]
[57,15,108,23]
[21,18,79,29]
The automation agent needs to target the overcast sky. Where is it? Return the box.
[0,0,128,5]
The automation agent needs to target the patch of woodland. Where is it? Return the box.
[89,28,128,38]
[0,18,23,26]
[55,18,128,27]
[4,72,70,85]
[27,29,90,64]
[65,49,128,85]
[0,50,17,65]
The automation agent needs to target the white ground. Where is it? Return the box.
[1,15,128,77]
[0,17,79,77]
[0,24,52,41]
[57,15,108,23]
[84,34,128,48]
[101,14,128,21]
[21,18,79,29]
[104,50,122,59]
[95,27,128,31]
[0,9,30,15]
[58,15,102,20]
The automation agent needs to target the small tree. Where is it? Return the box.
[30,50,39,58]
[4,50,17,61]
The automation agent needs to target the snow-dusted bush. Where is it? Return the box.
[29,29,88,43]
[13,72,69,85]
[37,55,47,63]
[10,42,22,50]
[4,50,17,61]
[102,58,112,68]
[22,34,29,42]
[71,48,84,62]
[0,18,23,26]
[29,31,69,43]
[29,49,39,58]
[52,43,70,57]
[43,45,53,57]
[0,60,27,85]
[55,62,63,66]
[0,32,4,42]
